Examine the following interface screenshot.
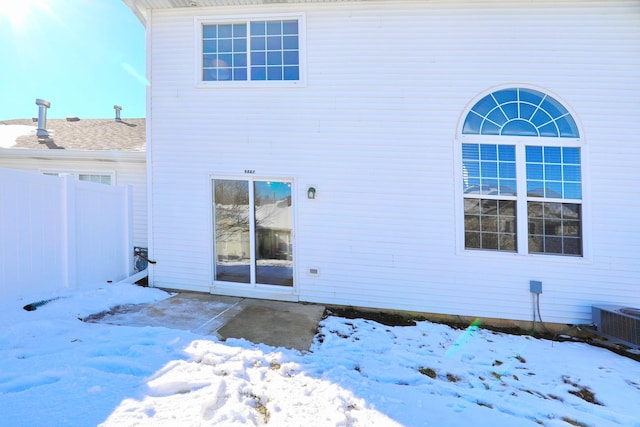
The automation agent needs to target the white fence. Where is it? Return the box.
[0,168,133,300]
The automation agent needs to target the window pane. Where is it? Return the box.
[234,53,247,67]
[526,146,543,163]
[465,232,481,249]
[519,103,537,121]
[267,35,282,50]
[233,23,246,37]
[254,181,293,286]
[233,38,247,52]
[527,201,582,256]
[464,198,480,214]
[251,66,266,80]
[531,110,553,128]
[462,112,483,134]
[472,96,498,116]
[251,21,266,35]
[499,163,515,179]
[214,180,250,283]
[480,144,497,160]
[481,161,497,178]
[563,165,581,181]
[282,20,298,34]
[563,183,581,199]
[266,21,282,35]
[545,181,562,198]
[251,51,266,65]
[465,215,480,231]
[234,68,248,80]
[79,174,111,185]
[267,66,283,80]
[501,102,518,120]
[526,163,543,180]
[283,51,299,65]
[487,108,507,126]
[203,25,217,38]
[500,179,516,196]
[218,38,232,53]
[283,66,299,80]
[538,122,559,137]
[545,164,561,181]
[498,145,515,161]
[267,51,283,66]
[480,121,500,135]
[558,116,580,138]
[251,36,266,50]
[493,88,517,104]
[462,143,479,160]
[527,181,544,197]
[203,40,217,53]
[283,35,298,50]
[543,146,561,163]
[218,24,233,38]
[464,198,516,252]
[562,147,580,164]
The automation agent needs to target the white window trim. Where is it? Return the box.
[454,133,590,261]
[194,13,307,88]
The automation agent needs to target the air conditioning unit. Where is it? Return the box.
[592,305,640,346]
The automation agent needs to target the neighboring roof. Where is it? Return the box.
[0,118,146,152]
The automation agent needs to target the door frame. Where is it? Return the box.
[209,174,299,301]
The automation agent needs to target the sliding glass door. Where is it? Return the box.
[213,178,293,286]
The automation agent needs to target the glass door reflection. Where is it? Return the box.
[213,179,251,283]
[254,181,293,286]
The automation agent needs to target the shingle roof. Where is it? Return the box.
[0,118,146,152]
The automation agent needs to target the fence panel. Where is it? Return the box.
[0,168,132,300]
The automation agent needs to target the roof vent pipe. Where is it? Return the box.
[114,105,122,122]
[35,99,50,137]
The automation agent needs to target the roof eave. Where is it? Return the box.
[122,0,147,27]
[0,148,146,163]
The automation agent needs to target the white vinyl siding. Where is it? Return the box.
[146,1,640,324]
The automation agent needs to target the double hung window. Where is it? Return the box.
[200,16,302,83]
[460,88,583,256]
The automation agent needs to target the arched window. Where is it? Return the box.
[463,88,579,138]
[460,87,583,256]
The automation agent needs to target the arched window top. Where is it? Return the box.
[462,88,579,138]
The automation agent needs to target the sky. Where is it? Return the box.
[1,280,639,426]
[0,0,146,120]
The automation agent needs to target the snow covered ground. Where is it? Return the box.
[1,282,639,426]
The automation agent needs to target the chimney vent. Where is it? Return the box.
[114,105,122,122]
[35,99,51,137]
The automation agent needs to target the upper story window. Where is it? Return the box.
[459,87,583,257]
[199,15,303,85]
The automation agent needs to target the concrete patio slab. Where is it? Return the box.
[217,299,326,351]
[84,292,326,352]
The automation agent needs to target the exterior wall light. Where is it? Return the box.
[307,186,316,199]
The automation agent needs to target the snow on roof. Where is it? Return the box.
[0,123,36,148]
